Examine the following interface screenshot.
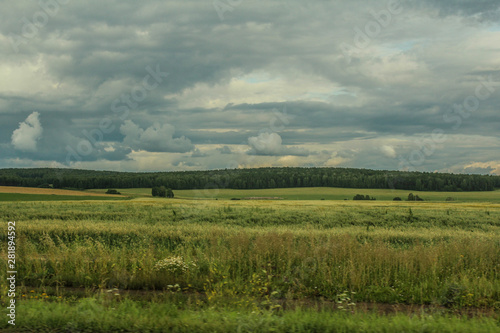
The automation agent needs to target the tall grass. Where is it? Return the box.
[1,200,499,309]
[3,298,499,333]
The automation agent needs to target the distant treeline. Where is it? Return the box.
[0,167,498,192]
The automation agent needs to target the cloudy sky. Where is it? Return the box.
[1,0,499,174]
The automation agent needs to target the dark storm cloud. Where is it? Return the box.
[0,0,499,171]
[463,166,494,174]
[217,146,232,154]
[411,0,500,20]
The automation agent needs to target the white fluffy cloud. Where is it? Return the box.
[248,132,283,155]
[247,132,309,156]
[380,145,397,158]
[11,112,43,152]
[120,120,194,153]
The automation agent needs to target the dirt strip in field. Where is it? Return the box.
[0,186,124,197]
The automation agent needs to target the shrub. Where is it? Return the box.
[353,194,376,200]
[407,193,424,201]
[152,186,167,197]
[152,186,173,198]
[393,197,402,201]
[106,189,121,195]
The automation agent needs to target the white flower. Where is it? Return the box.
[154,256,196,274]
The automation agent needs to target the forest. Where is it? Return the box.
[0,167,498,192]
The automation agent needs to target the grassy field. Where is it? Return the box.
[88,187,500,202]
[1,197,499,331]
[2,185,497,202]
[6,301,500,332]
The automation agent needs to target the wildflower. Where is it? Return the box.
[154,256,197,274]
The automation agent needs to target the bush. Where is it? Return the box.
[445,197,456,201]
[106,189,121,195]
[393,197,402,201]
[152,186,174,198]
[353,194,376,201]
[407,193,424,201]
[152,186,166,197]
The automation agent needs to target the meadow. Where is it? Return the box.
[89,186,500,202]
[1,192,499,331]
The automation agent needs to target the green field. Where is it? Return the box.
[87,186,500,202]
[1,197,499,332]
[1,186,497,202]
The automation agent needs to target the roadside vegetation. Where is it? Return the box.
[1,198,499,331]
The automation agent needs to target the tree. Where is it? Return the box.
[353,194,365,200]
[408,193,415,201]
[1,167,499,192]
[353,194,375,200]
[152,186,166,197]
[166,188,174,198]
[158,186,167,197]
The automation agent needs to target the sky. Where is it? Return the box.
[0,0,499,174]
